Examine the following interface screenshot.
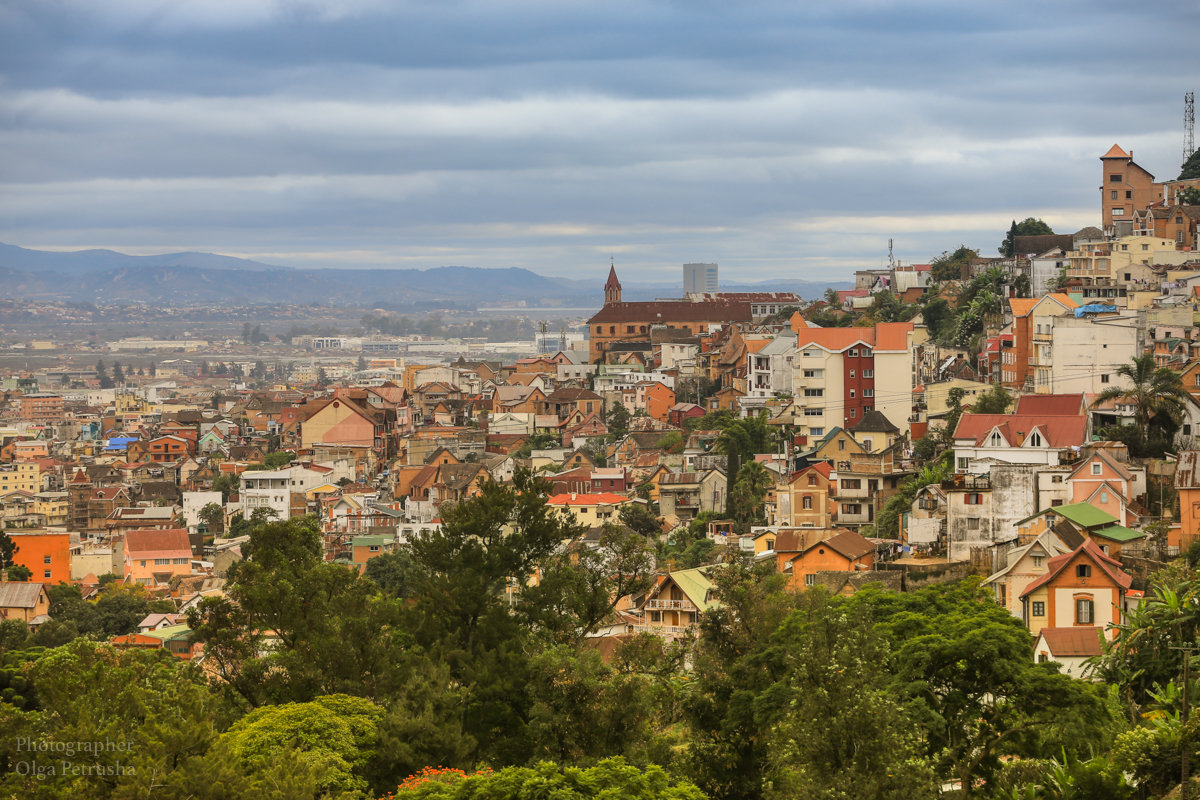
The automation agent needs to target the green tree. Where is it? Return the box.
[363,549,418,598]
[619,502,662,538]
[970,382,1013,414]
[930,245,977,282]
[387,758,707,799]
[198,501,224,534]
[1095,353,1190,457]
[852,580,1112,795]
[727,460,773,526]
[1180,186,1200,205]
[942,386,967,444]
[607,401,632,437]
[212,472,237,503]
[1000,217,1055,257]
[0,528,16,570]
[219,694,383,796]
[6,564,32,582]
[111,361,124,384]
[1180,148,1200,180]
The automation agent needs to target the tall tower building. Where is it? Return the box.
[683,263,718,296]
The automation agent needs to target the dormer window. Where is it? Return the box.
[1029,432,1042,447]
[990,432,1002,446]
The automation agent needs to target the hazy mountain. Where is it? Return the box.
[0,243,850,307]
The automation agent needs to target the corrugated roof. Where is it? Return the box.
[668,566,719,611]
[1037,626,1104,657]
[0,582,46,609]
[1090,525,1144,543]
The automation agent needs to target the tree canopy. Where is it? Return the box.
[1000,217,1055,256]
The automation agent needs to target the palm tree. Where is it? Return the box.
[1096,353,1190,455]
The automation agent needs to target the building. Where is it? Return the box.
[1033,627,1104,679]
[787,317,914,437]
[772,528,876,590]
[545,492,635,527]
[1100,144,1159,234]
[683,262,718,295]
[587,266,754,363]
[1018,538,1131,640]
[0,582,50,624]
[123,528,193,586]
[18,393,63,421]
[8,531,72,584]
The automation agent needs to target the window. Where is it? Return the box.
[1092,463,1102,475]
[1076,597,1094,624]
[838,439,846,451]
[957,457,969,471]
[1032,601,1045,616]
[154,558,170,565]
[1029,432,1042,447]
[841,479,861,490]
[804,574,816,587]
[804,388,823,397]
[809,427,823,436]
[43,555,51,564]
[863,369,874,378]
[1076,564,1091,578]
[1051,474,1063,484]
[804,408,822,416]
[173,557,189,564]
[1141,243,1149,250]
[842,503,862,515]
[965,493,983,505]
[650,611,661,622]
[849,408,856,418]
[967,517,980,530]
[990,432,1002,446]
[807,475,817,486]
[848,349,858,357]
[849,370,855,378]
[1032,556,1044,567]
[849,389,855,398]
[1101,374,1110,383]
[864,388,873,397]
[1110,190,1118,200]
[802,495,813,509]
[44,570,51,579]
[1038,653,1049,663]
[1110,174,1121,183]
[1100,491,1108,503]
[862,438,873,451]
[1125,190,1132,199]
[1112,208,1124,216]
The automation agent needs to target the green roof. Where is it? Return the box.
[351,535,392,547]
[669,566,721,611]
[142,624,191,642]
[1091,525,1145,543]
[1016,502,1117,529]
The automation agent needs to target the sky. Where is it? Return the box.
[1,0,1198,284]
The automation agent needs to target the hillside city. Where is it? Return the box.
[2,143,1200,798]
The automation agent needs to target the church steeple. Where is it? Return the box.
[604,259,622,305]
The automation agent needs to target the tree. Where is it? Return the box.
[727,460,773,526]
[1180,186,1200,205]
[941,386,967,444]
[386,758,706,799]
[0,527,16,570]
[618,502,662,538]
[111,361,124,384]
[852,580,1112,796]
[198,502,224,534]
[823,286,842,307]
[1000,217,1054,257]
[212,472,237,503]
[930,245,977,282]
[363,549,417,598]
[1096,353,1190,457]
[6,564,31,581]
[970,382,1013,414]
[1180,148,1200,180]
[606,402,631,437]
[96,358,113,389]
[356,354,367,371]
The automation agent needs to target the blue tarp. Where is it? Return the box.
[1074,304,1118,317]
[104,437,139,451]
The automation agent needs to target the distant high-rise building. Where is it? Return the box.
[683,263,718,296]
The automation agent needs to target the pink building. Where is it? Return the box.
[124,528,193,586]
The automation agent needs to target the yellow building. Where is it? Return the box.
[545,492,636,527]
[0,463,40,494]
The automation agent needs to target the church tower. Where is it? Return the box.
[604,262,622,305]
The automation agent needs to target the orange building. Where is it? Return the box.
[123,529,193,586]
[8,531,72,584]
[1100,144,1159,232]
[640,382,676,423]
[18,393,63,421]
[773,528,875,590]
[1176,450,1200,550]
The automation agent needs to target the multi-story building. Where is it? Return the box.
[1100,144,1160,234]
[1004,294,1078,390]
[1030,312,1138,395]
[787,319,914,438]
[18,393,63,421]
[240,465,330,520]
[683,263,718,295]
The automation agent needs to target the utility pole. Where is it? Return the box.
[1172,644,1199,800]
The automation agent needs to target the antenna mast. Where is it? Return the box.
[1186,91,1196,167]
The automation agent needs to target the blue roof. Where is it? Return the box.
[105,437,139,451]
[1075,304,1117,317]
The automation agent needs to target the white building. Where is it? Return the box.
[240,465,330,520]
[683,263,718,295]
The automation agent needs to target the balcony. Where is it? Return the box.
[645,599,698,611]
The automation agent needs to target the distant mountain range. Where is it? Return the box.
[0,243,850,309]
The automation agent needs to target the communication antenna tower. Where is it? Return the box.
[537,320,548,353]
[1186,91,1195,167]
[559,326,567,352]
[887,238,896,269]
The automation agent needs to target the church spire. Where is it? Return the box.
[604,258,622,305]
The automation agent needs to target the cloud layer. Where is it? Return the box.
[2,0,1197,282]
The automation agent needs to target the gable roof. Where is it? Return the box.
[1014,393,1086,417]
[125,528,192,556]
[0,582,46,609]
[1037,626,1104,658]
[953,413,1086,448]
[664,566,719,611]
[1020,538,1131,597]
[851,409,900,434]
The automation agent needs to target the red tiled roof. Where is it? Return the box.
[1014,394,1085,417]
[1037,626,1104,657]
[793,326,875,352]
[588,299,753,325]
[546,492,629,506]
[1101,143,1129,159]
[125,528,191,557]
[874,322,913,351]
[1020,538,1131,598]
[953,413,1087,448]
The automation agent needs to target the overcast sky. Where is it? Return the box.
[2,0,1197,284]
